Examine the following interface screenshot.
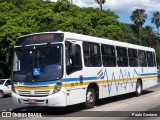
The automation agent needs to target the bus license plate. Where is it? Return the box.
[28,99,37,104]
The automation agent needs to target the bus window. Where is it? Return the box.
[153,52,157,67]
[83,42,101,67]
[101,45,116,67]
[116,47,128,67]
[66,43,82,75]
[128,48,138,67]
[147,51,154,67]
[138,50,147,67]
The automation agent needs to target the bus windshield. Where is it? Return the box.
[12,44,62,82]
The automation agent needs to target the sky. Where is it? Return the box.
[51,0,160,32]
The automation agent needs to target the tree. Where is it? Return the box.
[151,11,160,35]
[145,25,153,33]
[121,23,137,43]
[140,26,153,47]
[95,0,106,11]
[60,0,70,4]
[130,9,147,39]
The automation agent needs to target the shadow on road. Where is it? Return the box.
[95,90,153,106]
[12,104,86,116]
[2,95,12,99]
[11,90,154,116]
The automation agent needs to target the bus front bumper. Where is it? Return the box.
[12,91,66,107]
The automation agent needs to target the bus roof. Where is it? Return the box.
[18,31,155,52]
[63,31,155,52]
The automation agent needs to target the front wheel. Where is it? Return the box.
[85,88,96,109]
[0,91,4,99]
[136,81,142,96]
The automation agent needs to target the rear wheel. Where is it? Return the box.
[136,80,142,96]
[85,88,96,109]
[0,91,4,99]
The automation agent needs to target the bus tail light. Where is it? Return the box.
[53,80,62,94]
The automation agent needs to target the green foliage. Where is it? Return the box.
[130,9,147,40]
[120,23,140,44]
[0,0,123,54]
[130,9,147,29]
[156,46,160,65]
[151,11,160,34]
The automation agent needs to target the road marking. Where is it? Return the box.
[65,91,160,120]
[1,110,7,112]
[1,109,12,112]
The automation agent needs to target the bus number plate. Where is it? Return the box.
[28,99,37,104]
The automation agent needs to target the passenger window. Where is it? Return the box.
[138,50,147,67]
[66,42,82,75]
[117,47,128,67]
[101,45,116,67]
[83,42,101,67]
[128,48,138,67]
[147,52,154,67]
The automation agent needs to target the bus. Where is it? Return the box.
[11,31,158,109]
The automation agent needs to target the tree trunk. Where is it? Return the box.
[137,24,142,44]
[100,3,102,11]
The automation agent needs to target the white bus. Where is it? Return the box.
[12,31,158,108]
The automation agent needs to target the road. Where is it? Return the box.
[0,79,160,120]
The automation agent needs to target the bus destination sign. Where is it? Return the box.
[16,33,64,46]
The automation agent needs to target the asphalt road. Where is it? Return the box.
[0,78,160,120]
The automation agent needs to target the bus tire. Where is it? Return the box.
[85,88,96,109]
[136,80,142,96]
[0,91,4,99]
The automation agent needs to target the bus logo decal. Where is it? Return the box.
[97,70,103,79]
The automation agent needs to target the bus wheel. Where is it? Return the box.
[85,88,96,109]
[0,91,4,99]
[136,80,142,96]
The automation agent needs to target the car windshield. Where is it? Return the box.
[0,80,5,85]
[12,44,63,82]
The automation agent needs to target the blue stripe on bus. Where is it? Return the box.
[13,72,157,86]
[140,73,157,76]
[64,77,97,82]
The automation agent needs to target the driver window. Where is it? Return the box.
[66,42,82,74]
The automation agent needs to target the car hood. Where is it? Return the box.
[0,85,4,88]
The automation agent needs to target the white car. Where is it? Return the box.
[0,79,12,98]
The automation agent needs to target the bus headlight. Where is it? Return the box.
[53,81,62,94]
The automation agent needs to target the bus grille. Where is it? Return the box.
[17,90,50,97]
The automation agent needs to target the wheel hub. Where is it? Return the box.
[87,91,94,104]
[137,83,141,93]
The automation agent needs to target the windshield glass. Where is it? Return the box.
[0,80,5,85]
[12,44,63,81]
